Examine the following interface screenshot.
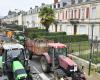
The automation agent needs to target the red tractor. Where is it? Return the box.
[40,43,86,80]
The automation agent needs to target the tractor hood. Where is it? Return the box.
[59,55,77,70]
[0,56,2,68]
[13,61,27,80]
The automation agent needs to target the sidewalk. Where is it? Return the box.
[84,68,100,80]
[69,54,100,80]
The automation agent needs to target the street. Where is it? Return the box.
[29,56,54,80]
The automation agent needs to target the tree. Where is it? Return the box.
[39,6,55,32]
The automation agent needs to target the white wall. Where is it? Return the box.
[88,24,100,40]
[77,24,89,35]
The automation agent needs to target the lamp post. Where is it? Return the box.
[88,24,94,75]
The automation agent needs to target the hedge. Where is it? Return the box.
[26,28,46,33]
[78,52,100,64]
[6,24,23,31]
[25,28,88,43]
[40,35,88,43]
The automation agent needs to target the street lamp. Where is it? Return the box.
[88,24,94,75]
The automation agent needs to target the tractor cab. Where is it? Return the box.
[2,43,28,62]
[48,43,67,56]
[48,43,67,65]
[1,43,29,80]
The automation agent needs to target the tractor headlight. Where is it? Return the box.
[69,65,77,72]
[74,65,77,72]
[2,62,5,64]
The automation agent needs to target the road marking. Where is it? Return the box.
[32,66,40,74]
[32,66,50,80]
[39,73,50,80]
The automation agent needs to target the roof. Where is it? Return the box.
[48,43,66,48]
[2,43,24,50]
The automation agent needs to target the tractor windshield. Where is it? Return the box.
[55,48,67,56]
[7,49,24,60]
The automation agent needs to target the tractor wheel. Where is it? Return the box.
[40,56,50,73]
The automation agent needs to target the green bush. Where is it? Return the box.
[26,28,88,43]
[78,51,100,64]
[40,35,88,43]
[6,24,23,31]
[26,28,46,33]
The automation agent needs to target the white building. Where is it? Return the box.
[49,0,100,40]
[2,0,100,40]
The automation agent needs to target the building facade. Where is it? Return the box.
[1,0,100,40]
[48,0,100,40]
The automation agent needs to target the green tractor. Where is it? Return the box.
[0,43,32,80]
[14,31,25,45]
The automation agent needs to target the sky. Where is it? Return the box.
[0,0,54,16]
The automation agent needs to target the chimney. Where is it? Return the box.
[54,0,58,4]
[35,6,38,9]
[41,3,45,6]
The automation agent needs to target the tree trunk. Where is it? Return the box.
[45,25,49,33]
[74,25,77,35]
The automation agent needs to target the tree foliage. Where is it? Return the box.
[39,6,55,32]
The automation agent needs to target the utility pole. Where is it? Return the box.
[88,24,94,75]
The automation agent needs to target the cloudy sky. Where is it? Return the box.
[0,0,54,16]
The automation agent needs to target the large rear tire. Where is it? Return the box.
[40,56,50,73]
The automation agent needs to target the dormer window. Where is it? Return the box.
[78,0,83,3]
[54,4,56,8]
[71,0,75,4]
[58,4,60,8]
[63,2,67,7]
[86,0,90,2]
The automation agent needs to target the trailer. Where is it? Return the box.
[25,39,54,59]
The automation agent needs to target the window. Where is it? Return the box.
[55,48,67,56]
[71,10,73,19]
[66,11,67,19]
[86,7,89,19]
[74,10,77,19]
[58,4,60,8]
[78,9,80,19]
[81,8,85,19]
[63,2,67,7]
[78,0,83,3]
[54,4,56,8]
[86,0,90,2]
[79,25,86,34]
[62,11,64,20]
[71,0,75,4]
[91,7,96,19]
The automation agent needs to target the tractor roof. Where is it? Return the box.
[48,43,66,48]
[2,43,24,50]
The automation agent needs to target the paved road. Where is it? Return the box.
[29,56,54,80]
